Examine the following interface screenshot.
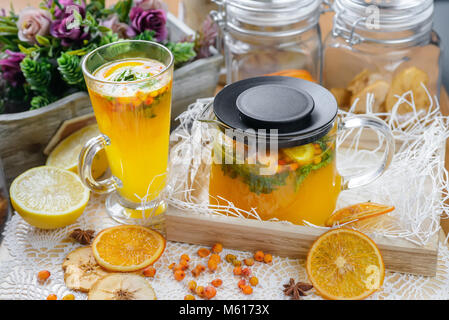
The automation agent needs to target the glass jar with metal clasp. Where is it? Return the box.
[211,0,325,84]
[323,0,442,115]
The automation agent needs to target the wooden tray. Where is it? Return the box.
[166,207,439,277]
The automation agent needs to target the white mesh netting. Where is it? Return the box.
[1,88,449,300]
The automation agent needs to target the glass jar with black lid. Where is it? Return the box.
[323,0,441,114]
[204,76,394,226]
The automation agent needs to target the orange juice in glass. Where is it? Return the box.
[80,41,174,224]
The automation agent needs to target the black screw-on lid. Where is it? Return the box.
[213,76,338,148]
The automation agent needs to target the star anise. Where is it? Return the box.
[283,278,313,300]
[70,228,95,245]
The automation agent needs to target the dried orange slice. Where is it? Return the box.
[306,228,385,300]
[92,225,165,272]
[325,202,394,227]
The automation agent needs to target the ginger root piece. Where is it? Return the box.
[62,247,109,292]
[88,273,157,300]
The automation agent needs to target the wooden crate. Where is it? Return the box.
[165,206,439,276]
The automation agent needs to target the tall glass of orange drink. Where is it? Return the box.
[80,41,174,224]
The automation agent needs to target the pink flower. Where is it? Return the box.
[17,7,52,45]
[134,0,168,12]
[100,14,129,39]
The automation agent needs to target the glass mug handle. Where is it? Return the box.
[78,134,120,194]
[338,116,395,190]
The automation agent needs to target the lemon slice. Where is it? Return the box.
[283,143,315,166]
[46,124,108,179]
[10,166,90,229]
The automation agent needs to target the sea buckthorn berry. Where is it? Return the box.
[197,264,206,271]
[197,248,210,257]
[173,264,185,272]
[196,286,205,298]
[174,270,186,281]
[225,254,236,263]
[232,260,242,267]
[143,266,156,277]
[168,263,175,270]
[242,267,252,277]
[210,253,221,263]
[249,276,259,286]
[191,264,206,277]
[37,270,51,282]
[208,259,218,272]
[204,286,217,299]
[242,285,253,295]
[211,243,223,253]
[180,254,190,262]
[244,258,254,266]
[179,259,189,270]
[254,251,265,262]
[46,294,57,300]
[62,294,75,300]
[211,279,223,287]
[237,279,246,289]
[184,294,195,300]
[263,253,273,264]
[188,280,197,292]
[233,266,242,276]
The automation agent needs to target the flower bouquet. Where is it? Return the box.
[0,0,218,113]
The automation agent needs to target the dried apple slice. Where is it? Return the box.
[325,202,395,227]
[62,247,109,292]
[88,274,156,300]
[385,66,430,114]
[350,80,390,113]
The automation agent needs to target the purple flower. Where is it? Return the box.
[47,0,85,19]
[196,16,218,59]
[0,50,26,87]
[50,1,89,47]
[126,7,167,42]
[16,7,52,44]
[100,14,129,39]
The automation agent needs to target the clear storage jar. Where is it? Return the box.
[211,0,323,84]
[323,0,442,114]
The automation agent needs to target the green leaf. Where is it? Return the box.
[18,44,37,55]
[35,35,51,47]
[57,52,85,89]
[20,57,53,94]
[98,25,111,33]
[165,42,197,67]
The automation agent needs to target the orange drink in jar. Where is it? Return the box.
[207,76,394,226]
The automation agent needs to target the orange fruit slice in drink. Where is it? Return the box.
[92,225,166,272]
[325,202,395,227]
[306,228,385,300]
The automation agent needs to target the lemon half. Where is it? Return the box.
[46,124,108,179]
[10,166,90,229]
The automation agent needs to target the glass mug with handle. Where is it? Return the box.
[207,76,394,226]
[80,40,174,224]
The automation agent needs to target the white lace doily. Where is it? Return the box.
[1,194,449,300]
